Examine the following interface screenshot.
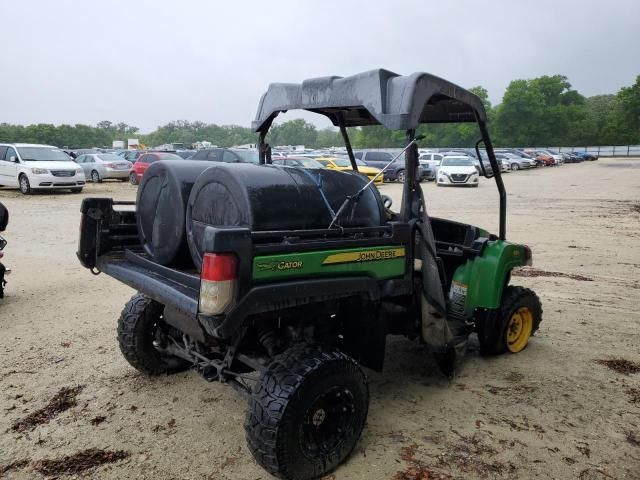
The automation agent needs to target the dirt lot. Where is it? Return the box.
[1,158,639,479]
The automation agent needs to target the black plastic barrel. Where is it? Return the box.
[186,163,385,269]
[136,160,214,266]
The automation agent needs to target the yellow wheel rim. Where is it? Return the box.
[505,307,533,353]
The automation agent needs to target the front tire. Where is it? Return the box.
[19,175,31,195]
[91,170,101,183]
[478,286,542,355]
[246,344,369,480]
[396,169,406,183]
[511,163,520,171]
[117,293,190,375]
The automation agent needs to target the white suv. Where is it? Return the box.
[0,143,86,194]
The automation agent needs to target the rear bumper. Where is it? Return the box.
[103,168,130,179]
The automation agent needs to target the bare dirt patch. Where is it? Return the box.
[625,430,640,447]
[12,385,84,432]
[31,449,130,476]
[0,459,29,476]
[595,358,640,375]
[625,387,640,404]
[512,267,593,281]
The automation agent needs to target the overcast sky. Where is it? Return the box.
[1,0,638,132]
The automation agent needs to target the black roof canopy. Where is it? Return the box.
[252,69,487,133]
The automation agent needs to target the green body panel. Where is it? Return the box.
[252,246,406,283]
[449,240,528,316]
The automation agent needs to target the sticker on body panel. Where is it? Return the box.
[256,260,304,272]
[322,247,405,265]
[448,280,468,315]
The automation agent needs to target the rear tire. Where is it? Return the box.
[117,293,190,375]
[18,174,31,195]
[396,169,406,183]
[246,343,369,480]
[129,172,139,185]
[478,286,542,356]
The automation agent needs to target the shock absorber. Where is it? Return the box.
[256,326,281,357]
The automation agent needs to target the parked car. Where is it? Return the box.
[121,150,146,163]
[561,152,582,163]
[229,149,259,164]
[189,148,248,163]
[495,148,536,160]
[526,151,555,167]
[0,143,86,194]
[441,151,494,176]
[538,150,564,165]
[75,153,132,182]
[419,152,443,171]
[495,153,536,170]
[71,148,101,158]
[574,151,598,161]
[355,151,432,182]
[436,156,479,187]
[272,156,326,169]
[175,150,196,159]
[316,157,384,185]
[129,151,183,185]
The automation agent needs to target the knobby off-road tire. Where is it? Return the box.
[117,293,189,375]
[245,343,369,480]
[478,286,542,356]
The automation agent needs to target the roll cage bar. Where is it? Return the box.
[253,69,506,240]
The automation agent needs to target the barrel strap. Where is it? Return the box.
[298,169,336,218]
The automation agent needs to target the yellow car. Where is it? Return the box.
[315,157,384,185]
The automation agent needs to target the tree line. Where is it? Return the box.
[1,74,638,149]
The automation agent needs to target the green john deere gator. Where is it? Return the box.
[77,69,542,480]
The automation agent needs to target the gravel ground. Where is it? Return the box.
[1,158,639,479]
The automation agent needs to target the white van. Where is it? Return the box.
[0,143,86,194]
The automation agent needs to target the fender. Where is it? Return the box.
[449,240,531,317]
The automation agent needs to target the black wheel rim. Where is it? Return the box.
[299,386,356,460]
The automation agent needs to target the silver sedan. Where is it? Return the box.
[75,153,132,182]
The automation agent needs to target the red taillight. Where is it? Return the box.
[199,253,237,316]
[201,253,237,281]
